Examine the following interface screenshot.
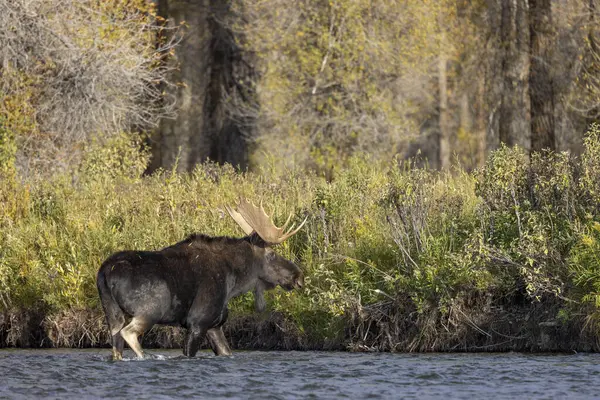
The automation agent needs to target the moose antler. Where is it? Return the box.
[225,198,307,245]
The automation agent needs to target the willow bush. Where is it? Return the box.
[3,126,600,349]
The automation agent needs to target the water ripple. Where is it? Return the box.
[0,350,599,399]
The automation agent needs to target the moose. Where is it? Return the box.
[96,199,306,360]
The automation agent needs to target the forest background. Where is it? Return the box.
[2,0,600,352]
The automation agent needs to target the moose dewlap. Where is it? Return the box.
[96,199,306,360]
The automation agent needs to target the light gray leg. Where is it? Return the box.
[207,327,232,356]
[120,317,152,359]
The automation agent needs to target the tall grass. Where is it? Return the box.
[3,127,600,351]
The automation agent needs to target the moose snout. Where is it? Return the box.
[294,274,304,290]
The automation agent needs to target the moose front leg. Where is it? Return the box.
[183,326,206,357]
[207,327,232,356]
[254,285,266,313]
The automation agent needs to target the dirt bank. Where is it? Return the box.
[1,297,598,353]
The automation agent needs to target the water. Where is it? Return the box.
[0,349,599,399]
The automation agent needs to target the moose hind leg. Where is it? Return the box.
[183,327,207,358]
[103,308,126,361]
[207,327,232,356]
[112,333,125,361]
[121,317,152,359]
[98,287,126,360]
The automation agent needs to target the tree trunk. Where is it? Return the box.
[439,48,450,170]
[147,0,253,173]
[476,78,487,167]
[499,0,531,151]
[204,0,254,170]
[529,0,555,153]
[148,0,212,173]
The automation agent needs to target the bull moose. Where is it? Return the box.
[96,199,306,360]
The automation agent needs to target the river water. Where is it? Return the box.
[0,349,598,399]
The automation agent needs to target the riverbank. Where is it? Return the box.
[2,130,600,352]
[1,296,597,352]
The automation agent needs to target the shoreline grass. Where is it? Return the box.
[3,128,600,352]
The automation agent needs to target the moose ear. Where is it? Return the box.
[249,232,268,248]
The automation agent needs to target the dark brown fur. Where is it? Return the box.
[97,232,303,359]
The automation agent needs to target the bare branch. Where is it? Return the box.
[0,0,179,175]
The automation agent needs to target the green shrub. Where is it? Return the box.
[4,127,600,346]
